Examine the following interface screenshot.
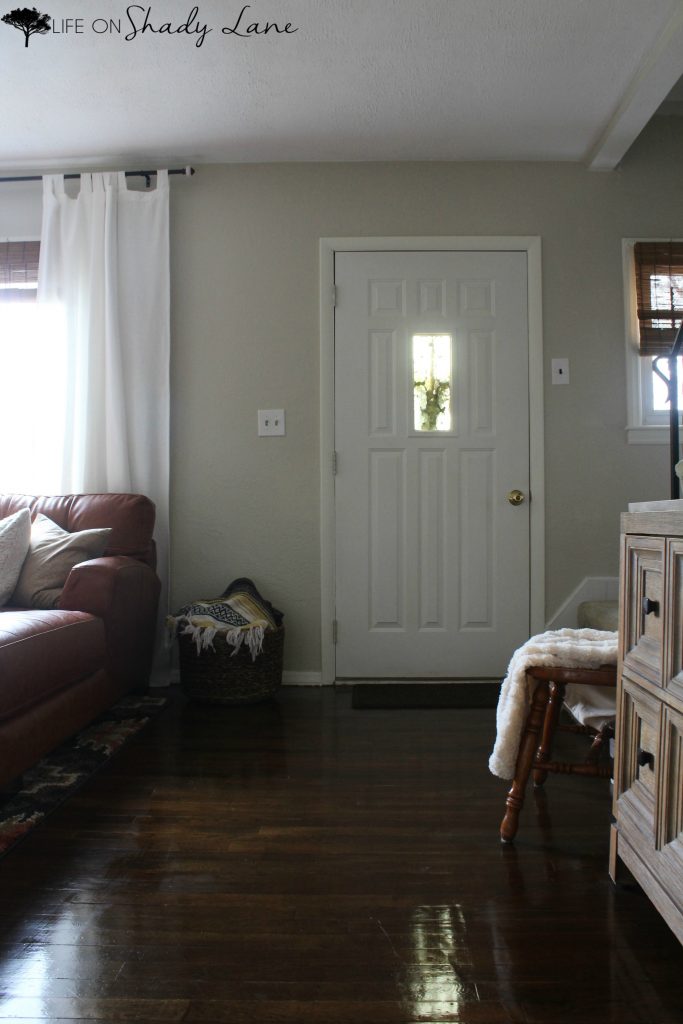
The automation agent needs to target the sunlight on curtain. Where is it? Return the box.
[0,301,67,493]
[38,171,171,677]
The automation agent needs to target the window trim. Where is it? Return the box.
[623,238,681,445]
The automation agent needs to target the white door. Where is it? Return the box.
[334,250,530,678]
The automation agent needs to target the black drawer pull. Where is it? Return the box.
[642,597,660,617]
[637,748,655,770]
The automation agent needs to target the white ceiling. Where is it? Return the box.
[2,0,683,173]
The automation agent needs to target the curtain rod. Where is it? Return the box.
[0,167,195,184]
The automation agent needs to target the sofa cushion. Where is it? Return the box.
[11,514,112,610]
[0,493,157,567]
[0,609,106,721]
[0,508,31,607]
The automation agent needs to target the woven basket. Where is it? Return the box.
[178,626,284,704]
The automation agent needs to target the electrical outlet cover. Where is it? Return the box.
[258,409,286,436]
[551,358,569,385]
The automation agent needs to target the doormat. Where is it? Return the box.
[0,694,167,859]
[351,682,500,709]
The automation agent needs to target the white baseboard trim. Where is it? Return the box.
[282,671,324,686]
[546,576,619,630]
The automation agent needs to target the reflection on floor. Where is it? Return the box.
[0,685,680,1023]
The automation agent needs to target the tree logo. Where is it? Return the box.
[2,7,51,46]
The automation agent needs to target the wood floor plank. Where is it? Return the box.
[0,687,681,1023]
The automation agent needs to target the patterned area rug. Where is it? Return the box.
[0,694,166,858]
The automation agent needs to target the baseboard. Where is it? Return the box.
[282,671,324,686]
[546,576,619,630]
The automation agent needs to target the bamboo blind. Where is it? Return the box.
[0,240,40,301]
[634,241,683,356]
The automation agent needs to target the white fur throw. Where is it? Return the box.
[488,628,618,780]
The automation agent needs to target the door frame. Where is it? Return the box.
[320,236,544,685]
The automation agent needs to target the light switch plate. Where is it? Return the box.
[551,358,569,385]
[258,409,286,436]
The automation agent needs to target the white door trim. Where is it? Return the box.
[320,236,545,685]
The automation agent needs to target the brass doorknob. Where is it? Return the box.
[506,489,526,506]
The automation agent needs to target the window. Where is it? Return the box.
[624,239,683,443]
[0,240,39,300]
[0,239,67,492]
[412,333,453,432]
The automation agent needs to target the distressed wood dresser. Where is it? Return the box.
[610,505,683,944]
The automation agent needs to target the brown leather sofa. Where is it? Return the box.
[0,493,161,790]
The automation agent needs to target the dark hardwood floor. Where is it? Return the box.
[0,686,681,1023]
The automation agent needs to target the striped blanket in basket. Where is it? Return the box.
[168,577,283,661]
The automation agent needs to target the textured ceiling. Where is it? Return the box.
[2,0,683,172]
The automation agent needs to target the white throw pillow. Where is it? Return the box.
[12,513,112,610]
[0,508,32,607]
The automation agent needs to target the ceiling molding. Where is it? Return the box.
[587,2,683,170]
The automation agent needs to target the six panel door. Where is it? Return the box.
[334,250,530,678]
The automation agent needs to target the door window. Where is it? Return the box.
[412,333,452,431]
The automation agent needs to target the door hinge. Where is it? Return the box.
[332,450,338,475]
[332,619,338,644]
[332,285,337,307]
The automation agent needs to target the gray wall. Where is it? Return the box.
[3,115,682,674]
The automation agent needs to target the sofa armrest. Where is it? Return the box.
[59,556,161,690]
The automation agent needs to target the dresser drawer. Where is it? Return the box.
[614,509,683,945]
[615,674,661,844]
[622,535,665,687]
[658,703,683,853]
[665,540,683,703]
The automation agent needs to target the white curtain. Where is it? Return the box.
[0,299,68,493]
[38,171,171,673]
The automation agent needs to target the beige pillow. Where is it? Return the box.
[12,513,112,609]
[0,508,31,607]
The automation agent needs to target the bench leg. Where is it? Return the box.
[500,680,549,843]
[532,680,564,787]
